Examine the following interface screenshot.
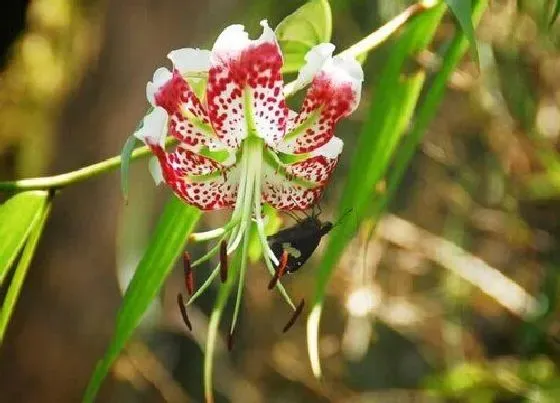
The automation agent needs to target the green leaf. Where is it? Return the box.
[444,0,479,63]
[0,191,49,286]
[550,0,560,27]
[83,197,201,402]
[307,0,489,378]
[307,3,448,378]
[120,134,139,203]
[373,0,490,223]
[276,0,332,73]
[0,198,51,343]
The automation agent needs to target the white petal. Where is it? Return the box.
[327,55,364,84]
[212,24,250,54]
[311,136,343,159]
[167,48,211,74]
[134,106,168,148]
[326,55,364,107]
[211,20,277,57]
[258,20,276,43]
[146,67,172,105]
[148,156,164,185]
[291,43,335,92]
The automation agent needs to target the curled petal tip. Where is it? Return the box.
[148,157,164,185]
[332,55,364,82]
[134,107,168,148]
[167,48,211,74]
[311,137,344,159]
[146,67,172,105]
[291,43,336,92]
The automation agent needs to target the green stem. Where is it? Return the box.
[0,143,153,192]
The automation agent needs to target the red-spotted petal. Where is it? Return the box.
[263,136,342,210]
[147,68,217,150]
[285,155,338,185]
[262,164,322,210]
[207,20,288,148]
[277,55,363,154]
[150,145,238,210]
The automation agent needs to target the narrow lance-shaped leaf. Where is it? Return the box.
[307,4,448,378]
[307,0,489,379]
[276,0,332,73]
[83,196,201,402]
[372,0,490,223]
[0,198,51,343]
[444,0,479,63]
[0,191,49,286]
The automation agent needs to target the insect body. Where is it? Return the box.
[267,216,333,273]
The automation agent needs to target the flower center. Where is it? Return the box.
[181,136,298,339]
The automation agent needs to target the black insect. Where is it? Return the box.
[267,215,333,274]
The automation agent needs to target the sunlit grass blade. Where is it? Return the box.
[83,196,201,402]
[444,0,478,63]
[307,0,489,379]
[306,3,448,378]
[0,198,51,343]
[0,191,50,286]
[371,0,490,222]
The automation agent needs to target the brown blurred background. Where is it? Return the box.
[1,0,560,402]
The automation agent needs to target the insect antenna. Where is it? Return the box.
[284,211,300,222]
[312,203,323,218]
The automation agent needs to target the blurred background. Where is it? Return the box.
[1,0,560,402]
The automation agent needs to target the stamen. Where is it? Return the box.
[267,250,289,290]
[183,251,194,296]
[219,240,228,282]
[187,264,220,306]
[227,330,235,351]
[282,299,305,333]
[176,293,192,331]
[189,227,225,242]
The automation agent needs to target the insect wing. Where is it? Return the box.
[267,218,325,273]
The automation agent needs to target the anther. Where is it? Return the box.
[219,240,228,283]
[267,250,288,290]
[282,299,305,333]
[183,251,194,296]
[176,293,192,331]
[227,330,235,351]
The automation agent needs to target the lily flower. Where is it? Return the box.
[134,20,363,333]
